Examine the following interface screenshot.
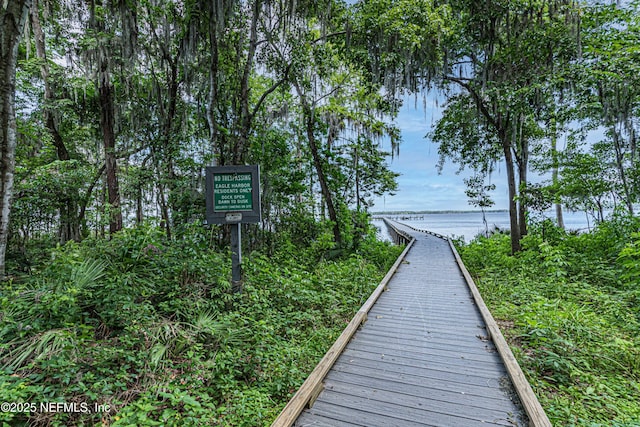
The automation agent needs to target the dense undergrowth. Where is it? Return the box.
[459,215,640,427]
[0,223,402,426]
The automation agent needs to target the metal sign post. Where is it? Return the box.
[230,222,242,291]
[205,165,261,292]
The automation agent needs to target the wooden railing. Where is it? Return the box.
[382,218,412,245]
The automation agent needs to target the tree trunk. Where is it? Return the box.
[0,0,32,277]
[233,0,260,164]
[30,0,70,161]
[155,58,179,238]
[99,74,123,234]
[207,17,223,166]
[517,140,528,239]
[354,146,361,211]
[78,164,105,236]
[513,114,528,239]
[447,77,525,253]
[89,0,122,235]
[157,182,171,239]
[612,128,634,215]
[502,135,521,254]
[550,115,564,228]
[293,80,342,245]
[31,0,81,243]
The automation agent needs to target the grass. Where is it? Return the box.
[459,218,640,427]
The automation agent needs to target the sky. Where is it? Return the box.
[370,95,511,213]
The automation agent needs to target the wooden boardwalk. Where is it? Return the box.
[272,221,550,427]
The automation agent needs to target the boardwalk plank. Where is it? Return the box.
[306,389,518,427]
[293,413,365,427]
[327,362,511,399]
[353,327,493,352]
[299,400,437,427]
[330,359,506,389]
[367,309,484,323]
[322,379,522,425]
[333,348,507,381]
[346,338,502,366]
[339,347,507,375]
[324,371,518,411]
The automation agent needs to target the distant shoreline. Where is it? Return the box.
[371,209,509,215]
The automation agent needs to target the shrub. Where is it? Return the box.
[0,221,402,426]
[460,218,640,425]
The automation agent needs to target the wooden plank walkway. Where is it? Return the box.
[273,220,549,427]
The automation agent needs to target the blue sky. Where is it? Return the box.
[369,93,606,213]
[371,96,511,212]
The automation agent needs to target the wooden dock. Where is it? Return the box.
[272,220,550,427]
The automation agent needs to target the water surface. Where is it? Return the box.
[374,210,593,243]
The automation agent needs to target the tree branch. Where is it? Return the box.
[444,75,500,132]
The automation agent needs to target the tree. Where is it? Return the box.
[88,0,131,234]
[256,1,342,244]
[354,0,581,253]
[28,0,83,242]
[573,1,640,216]
[464,174,496,238]
[5,0,406,270]
[559,144,619,221]
[547,107,566,229]
[439,0,580,253]
[0,0,32,277]
[344,134,399,211]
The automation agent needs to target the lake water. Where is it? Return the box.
[373,210,594,243]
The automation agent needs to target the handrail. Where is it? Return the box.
[382,218,413,245]
[270,230,415,427]
[388,218,448,240]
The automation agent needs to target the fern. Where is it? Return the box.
[2,328,76,371]
[71,259,106,289]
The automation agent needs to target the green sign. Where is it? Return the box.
[213,172,253,211]
[206,165,260,224]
